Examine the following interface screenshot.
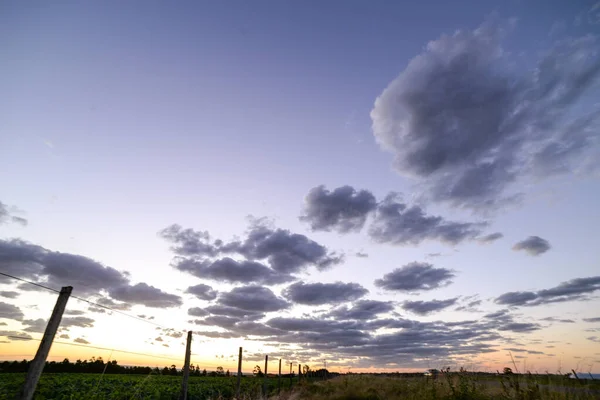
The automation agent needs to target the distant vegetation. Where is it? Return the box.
[1,359,598,399]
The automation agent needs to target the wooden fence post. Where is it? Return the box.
[262,354,268,397]
[20,286,72,400]
[278,358,281,392]
[298,364,301,381]
[236,347,242,398]
[289,362,293,388]
[179,331,192,400]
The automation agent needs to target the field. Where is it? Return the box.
[1,373,599,400]
[0,373,297,400]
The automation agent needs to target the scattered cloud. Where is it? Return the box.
[300,185,377,233]
[0,330,33,341]
[0,239,181,308]
[512,236,551,256]
[495,276,600,307]
[174,258,294,285]
[185,284,218,301]
[22,318,47,333]
[162,220,343,279]
[0,201,28,226]
[583,317,600,323]
[0,291,19,299]
[109,283,182,309]
[283,281,369,305]
[355,252,369,258]
[59,334,70,339]
[498,322,542,333]
[374,262,455,292]
[188,307,209,317]
[0,302,24,321]
[74,337,90,344]
[371,18,600,210]
[401,298,458,315]
[477,232,504,244]
[326,300,395,320]
[369,194,485,245]
[218,285,290,312]
[540,317,575,323]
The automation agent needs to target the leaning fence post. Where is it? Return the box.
[20,286,72,400]
[236,347,242,398]
[179,331,192,400]
[262,354,268,397]
[278,358,282,392]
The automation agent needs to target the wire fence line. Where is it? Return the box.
[1,271,323,399]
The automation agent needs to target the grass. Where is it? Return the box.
[273,373,600,400]
[0,372,598,399]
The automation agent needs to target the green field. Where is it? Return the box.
[1,373,599,400]
[0,373,297,400]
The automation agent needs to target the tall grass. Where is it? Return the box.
[267,373,600,400]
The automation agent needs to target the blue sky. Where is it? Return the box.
[1,1,600,372]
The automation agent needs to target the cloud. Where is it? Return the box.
[159,225,220,257]
[0,239,179,307]
[185,284,218,301]
[22,318,47,333]
[401,298,458,315]
[174,258,294,285]
[0,201,28,226]
[155,336,163,342]
[64,310,85,316]
[371,18,600,210]
[300,185,377,233]
[162,220,343,278]
[540,317,575,323]
[59,334,70,339]
[109,283,183,308]
[583,317,600,323]
[477,232,504,244]
[495,276,600,306]
[283,281,368,305]
[0,302,24,321]
[369,194,484,245]
[355,252,369,258]
[512,236,551,256]
[95,297,132,311]
[0,291,19,299]
[61,316,95,328]
[233,221,344,273]
[205,305,265,320]
[326,300,395,320]
[74,337,90,344]
[188,307,209,317]
[0,330,33,341]
[218,285,290,312]
[374,262,455,292]
[498,322,542,333]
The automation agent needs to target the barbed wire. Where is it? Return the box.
[0,271,186,333]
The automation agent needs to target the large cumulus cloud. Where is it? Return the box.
[371,19,600,210]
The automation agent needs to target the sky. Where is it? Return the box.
[1,0,600,374]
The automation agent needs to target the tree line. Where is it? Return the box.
[0,357,233,376]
